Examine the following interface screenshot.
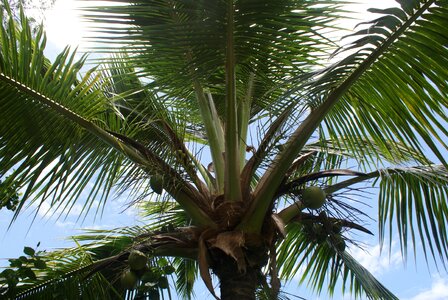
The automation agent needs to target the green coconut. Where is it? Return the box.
[133,265,150,278]
[312,223,325,236]
[148,289,160,300]
[158,276,169,289]
[311,224,327,243]
[332,221,343,234]
[332,235,346,252]
[121,270,138,290]
[163,265,175,275]
[150,175,164,194]
[141,269,160,283]
[128,250,148,271]
[301,186,326,209]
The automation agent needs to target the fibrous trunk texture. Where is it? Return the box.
[212,252,260,300]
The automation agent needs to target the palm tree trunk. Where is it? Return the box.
[212,253,260,300]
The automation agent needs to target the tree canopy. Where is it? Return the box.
[1,0,448,299]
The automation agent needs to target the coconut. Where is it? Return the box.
[121,270,138,290]
[309,223,327,243]
[163,265,175,275]
[141,269,159,283]
[158,276,169,289]
[332,221,343,234]
[301,186,326,209]
[148,289,160,300]
[312,223,326,237]
[150,175,164,194]
[128,250,148,271]
[133,265,150,278]
[332,235,346,252]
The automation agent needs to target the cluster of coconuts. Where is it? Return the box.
[301,186,346,252]
[303,221,346,252]
[303,222,346,252]
[120,250,174,294]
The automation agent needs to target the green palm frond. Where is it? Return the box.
[3,225,191,299]
[244,0,448,233]
[320,0,448,165]
[83,0,339,97]
[96,53,212,197]
[337,251,398,300]
[141,201,191,230]
[82,0,343,197]
[277,223,398,299]
[273,134,429,191]
[7,243,121,300]
[2,0,448,299]
[303,135,430,169]
[241,107,293,198]
[0,5,214,225]
[0,4,126,220]
[276,135,431,198]
[377,165,448,265]
[173,257,198,300]
[323,164,448,265]
[276,162,448,296]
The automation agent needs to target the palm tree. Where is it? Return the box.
[1,0,448,298]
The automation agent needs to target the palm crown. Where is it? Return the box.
[0,0,448,299]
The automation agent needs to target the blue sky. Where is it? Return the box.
[1,0,448,299]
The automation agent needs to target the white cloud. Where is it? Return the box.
[348,241,402,276]
[80,223,112,230]
[288,241,402,289]
[33,198,87,220]
[111,196,139,218]
[55,220,76,228]
[406,276,448,300]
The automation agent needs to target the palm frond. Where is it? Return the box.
[173,257,198,300]
[246,0,448,233]
[277,223,398,299]
[323,164,448,266]
[241,106,293,199]
[82,0,343,197]
[320,0,448,166]
[6,243,122,300]
[376,165,448,266]
[0,7,214,225]
[303,134,431,170]
[3,224,197,299]
[97,53,213,197]
[140,201,191,230]
[82,0,340,97]
[0,5,127,221]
